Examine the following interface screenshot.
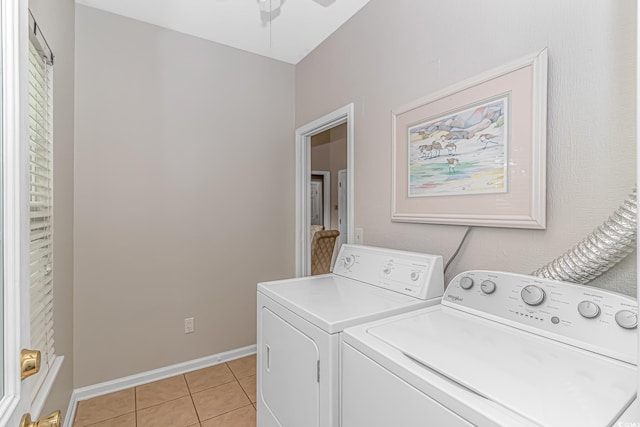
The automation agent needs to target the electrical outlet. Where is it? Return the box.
[184,317,194,334]
[355,228,364,245]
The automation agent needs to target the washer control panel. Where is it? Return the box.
[333,245,444,300]
[444,270,638,364]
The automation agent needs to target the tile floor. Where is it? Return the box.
[73,355,257,427]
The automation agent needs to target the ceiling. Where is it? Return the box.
[75,0,371,64]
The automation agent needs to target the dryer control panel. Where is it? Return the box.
[445,270,638,364]
[333,245,444,300]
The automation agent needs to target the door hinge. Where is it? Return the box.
[317,360,320,383]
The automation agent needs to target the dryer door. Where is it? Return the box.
[261,307,320,427]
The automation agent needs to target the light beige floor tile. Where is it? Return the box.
[137,395,199,427]
[74,389,135,427]
[136,375,190,409]
[227,355,256,379]
[200,404,256,427]
[82,412,136,427]
[238,375,256,403]
[185,363,236,393]
[192,381,250,421]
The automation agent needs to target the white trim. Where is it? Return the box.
[63,345,257,427]
[295,104,355,276]
[337,168,348,247]
[30,356,63,420]
[1,0,30,425]
[637,0,640,417]
[529,48,548,229]
[311,170,331,230]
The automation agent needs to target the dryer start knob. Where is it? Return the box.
[521,285,545,306]
[615,310,638,329]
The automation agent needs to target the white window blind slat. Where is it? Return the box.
[28,30,56,402]
[29,186,51,196]
[30,223,52,234]
[29,255,52,271]
[30,239,52,252]
[29,211,51,221]
[29,171,51,183]
[29,144,51,156]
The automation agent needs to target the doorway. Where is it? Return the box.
[295,104,354,277]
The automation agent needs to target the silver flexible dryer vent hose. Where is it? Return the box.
[532,188,637,284]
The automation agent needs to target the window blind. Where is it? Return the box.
[28,30,55,401]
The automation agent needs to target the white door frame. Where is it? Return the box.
[636,0,640,409]
[337,169,348,249]
[1,0,32,424]
[311,170,331,230]
[295,104,354,277]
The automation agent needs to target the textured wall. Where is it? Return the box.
[29,0,75,417]
[75,6,295,387]
[296,0,637,295]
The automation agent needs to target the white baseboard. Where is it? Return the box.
[63,344,256,427]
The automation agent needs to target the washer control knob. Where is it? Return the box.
[577,301,601,319]
[480,280,496,294]
[344,255,355,269]
[521,285,545,306]
[615,310,638,329]
[459,276,474,290]
[410,271,420,281]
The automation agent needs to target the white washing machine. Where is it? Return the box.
[342,270,638,427]
[257,244,444,427]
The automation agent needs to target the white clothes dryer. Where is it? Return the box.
[257,245,444,427]
[342,270,638,427]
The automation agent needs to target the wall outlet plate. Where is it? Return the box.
[354,228,364,244]
[184,317,194,334]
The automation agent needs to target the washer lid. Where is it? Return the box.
[367,306,637,427]
[258,274,432,334]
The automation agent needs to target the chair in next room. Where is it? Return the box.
[311,229,340,275]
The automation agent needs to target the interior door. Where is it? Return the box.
[1,0,34,424]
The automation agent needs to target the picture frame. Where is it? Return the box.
[392,48,548,229]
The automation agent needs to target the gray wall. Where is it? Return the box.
[74,6,295,387]
[296,0,637,295]
[29,0,75,418]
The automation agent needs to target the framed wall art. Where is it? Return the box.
[392,48,548,229]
